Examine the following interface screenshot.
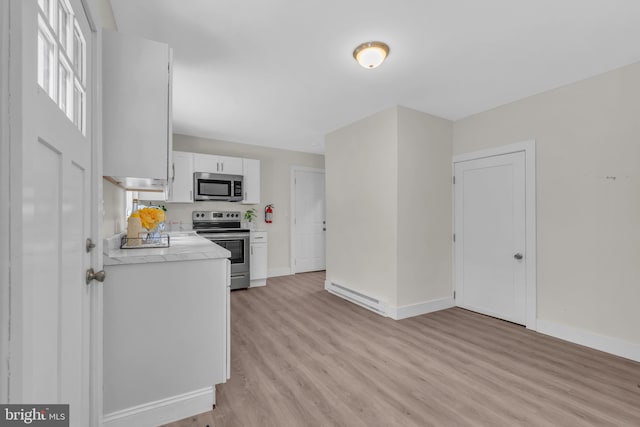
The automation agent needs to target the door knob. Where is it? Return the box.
[514,253,524,260]
[86,268,106,285]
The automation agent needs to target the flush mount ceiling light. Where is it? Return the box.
[353,41,390,69]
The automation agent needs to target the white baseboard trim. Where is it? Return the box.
[537,319,640,363]
[268,267,291,278]
[387,297,455,320]
[250,278,267,287]
[103,387,215,427]
[325,280,388,317]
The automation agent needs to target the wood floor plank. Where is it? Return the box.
[162,272,640,427]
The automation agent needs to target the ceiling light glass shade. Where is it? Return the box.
[353,41,390,69]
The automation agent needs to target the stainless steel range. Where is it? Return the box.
[192,211,250,290]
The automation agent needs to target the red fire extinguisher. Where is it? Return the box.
[265,204,274,224]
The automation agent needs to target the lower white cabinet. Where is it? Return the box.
[250,231,268,287]
[103,257,227,425]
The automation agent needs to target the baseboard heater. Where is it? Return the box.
[325,280,387,316]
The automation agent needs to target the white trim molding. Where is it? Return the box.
[325,280,454,321]
[267,267,292,278]
[452,139,537,331]
[388,297,456,320]
[0,0,10,404]
[325,280,388,316]
[537,319,640,363]
[103,387,215,427]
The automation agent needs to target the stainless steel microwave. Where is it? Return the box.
[193,172,243,202]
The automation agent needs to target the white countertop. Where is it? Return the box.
[104,231,231,266]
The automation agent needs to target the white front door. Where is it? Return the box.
[454,152,527,325]
[8,0,98,424]
[292,168,326,273]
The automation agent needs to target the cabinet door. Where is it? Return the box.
[218,155,243,175]
[250,243,268,280]
[103,30,171,181]
[242,158,261,204]
[193,153,219,173]
[168,151,194,203]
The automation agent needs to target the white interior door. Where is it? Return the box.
[292,168,326,273]
[9,0,97,424]
[454,152,526,325]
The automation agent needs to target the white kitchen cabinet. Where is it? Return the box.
[242,158,261,204]
[102,30,173,190]
[250,231,268,287]
[218,155,243,174]
[193,153,243,175]
[193,153,218,173]
[168,151,194,203]
[137,151,193,203]
[103,255,228,425]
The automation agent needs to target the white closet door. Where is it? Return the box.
[454,151,526,325]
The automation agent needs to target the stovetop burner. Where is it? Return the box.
[192,210,248,234]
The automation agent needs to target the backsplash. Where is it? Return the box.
[139,199,265,231]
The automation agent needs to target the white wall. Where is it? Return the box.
[325,108,399,306]
[453,61,640,346]
[397,107,453,307]
[167,134,325,276]
[325,107,453,312]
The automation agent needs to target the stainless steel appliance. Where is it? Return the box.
[193,172,243,202]
[192,210,250,290]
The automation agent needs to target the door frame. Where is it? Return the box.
[84,0,104,424]
[2,0,103,423]
[452,140,537,330]
[290,166,325,274]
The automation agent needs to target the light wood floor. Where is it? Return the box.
[163,271,640,427]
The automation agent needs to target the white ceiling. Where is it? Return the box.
[109,0,640,154]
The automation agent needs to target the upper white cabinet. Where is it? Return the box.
[242,158,260,204]
[168,151,194,203]
[193,154,242,175]
[185,151,260,203]
[102,30,173,189]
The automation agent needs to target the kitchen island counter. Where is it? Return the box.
[103,231,230,426]
[104,231,230,265]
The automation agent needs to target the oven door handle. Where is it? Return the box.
[199,233,249,240]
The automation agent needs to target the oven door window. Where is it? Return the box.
[198,179,231,197]
[217,239,245,264]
